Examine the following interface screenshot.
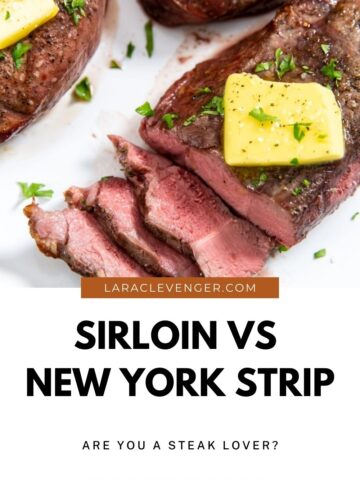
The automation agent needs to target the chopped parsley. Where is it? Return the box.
[275,48,296,79]
[12,42,32,69]
[302,179,311,188]
[255,61,273,73]
[145,21,154,57]
[195,86,212,96]
[63,0,87,25]
[292,187,303,197]
[321,59,342,85]
[135,101,154,117]
[110,59,121,69]
[249,107,279,123]
[314,248,327,259]
[351,212,359,221]
[251,172,268,188]
[126,42,136,58]
[293,122,311,142]
[5,11,10,20]
[321,44,330,55]
[162,113,179,129]
[290,158,299,166]
[18,182,54,200]
[74,77,92,101]
[278,245,289,253]
[183,115,197,127]
[200,96,224,116]
[0,52,5,61]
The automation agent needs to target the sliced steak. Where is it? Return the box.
[65,177,200,277]
[24,203,149,277]
[138,0,283,26]
[0,0,107,143]
[110,136,272,277]
[141,0,360,246]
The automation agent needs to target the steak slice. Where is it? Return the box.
[0,0,107,143]
[110,136,272,277]
[65,177,201,277]
[141,0,360,246]
[24,203,149,278]
[138,0,283,26]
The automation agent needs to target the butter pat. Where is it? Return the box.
[0,0,59,50]
[224,73,345,167]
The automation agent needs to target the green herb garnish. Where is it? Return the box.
[321,44,330,55]
[195,86,212,96]
[145,21,154,58]
[12,42,32,69]
[293,122,312,142]
[314,249,327,259]
[255,61,273,73]
[63,0,86,25]
[292,187,303,197]
[0,52,5,61]
[290,158,299,166]
[110,59,121,69]
[18,182,54,200]
[275,48,296,79]
[135,101,154,117]
[278,245,289,253]
[74,77,92,101]
[126,42,135,58]
[5,11,10,20]
[321,58,342,85]
[351,212,359,221]
[162,113,179,129]
[302,179,311,188]
[249,107,279,123]
[201,96,224,116]
[183,115,197,126]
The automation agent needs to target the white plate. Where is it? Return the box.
[0,0,359,288]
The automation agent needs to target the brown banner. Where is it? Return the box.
[81,277,279,299]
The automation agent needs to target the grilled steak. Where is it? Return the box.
[141,0,360,246]
[24,203,149,277]
[0,0,107,143]
[65,177,201,277]
[138,0,283,26]
[110,136,272,277]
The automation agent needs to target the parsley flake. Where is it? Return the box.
[249,107,279,123]
[314,248,327,259]
[18,182,54,200]
[145,21,154,58]
[162,113,179,129]
[135,101,154,117]
[255,61,273,73]
[275,48,296,79]
[74,77,92,101]
[12,42,32,69]
[321,59,342,85]
[126,42,136,59]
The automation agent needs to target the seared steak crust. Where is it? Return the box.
[0,0,107,143]
[141,0,360,245]
[138,0,284,26]
[65,178,201,277]
[24,203,149,278]
[110,136,272,278]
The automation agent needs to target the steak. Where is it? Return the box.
[138,0,284,26]
[65,177,201,277]
[110,136,272,277]
[141,0,360,246]
[0,0,107,143]
[24,203,149,277]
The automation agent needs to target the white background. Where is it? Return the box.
[0,0,359,288]
[0,288,359,479]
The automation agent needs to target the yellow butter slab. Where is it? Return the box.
[224,73,345,167]
[0,0,59,50]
